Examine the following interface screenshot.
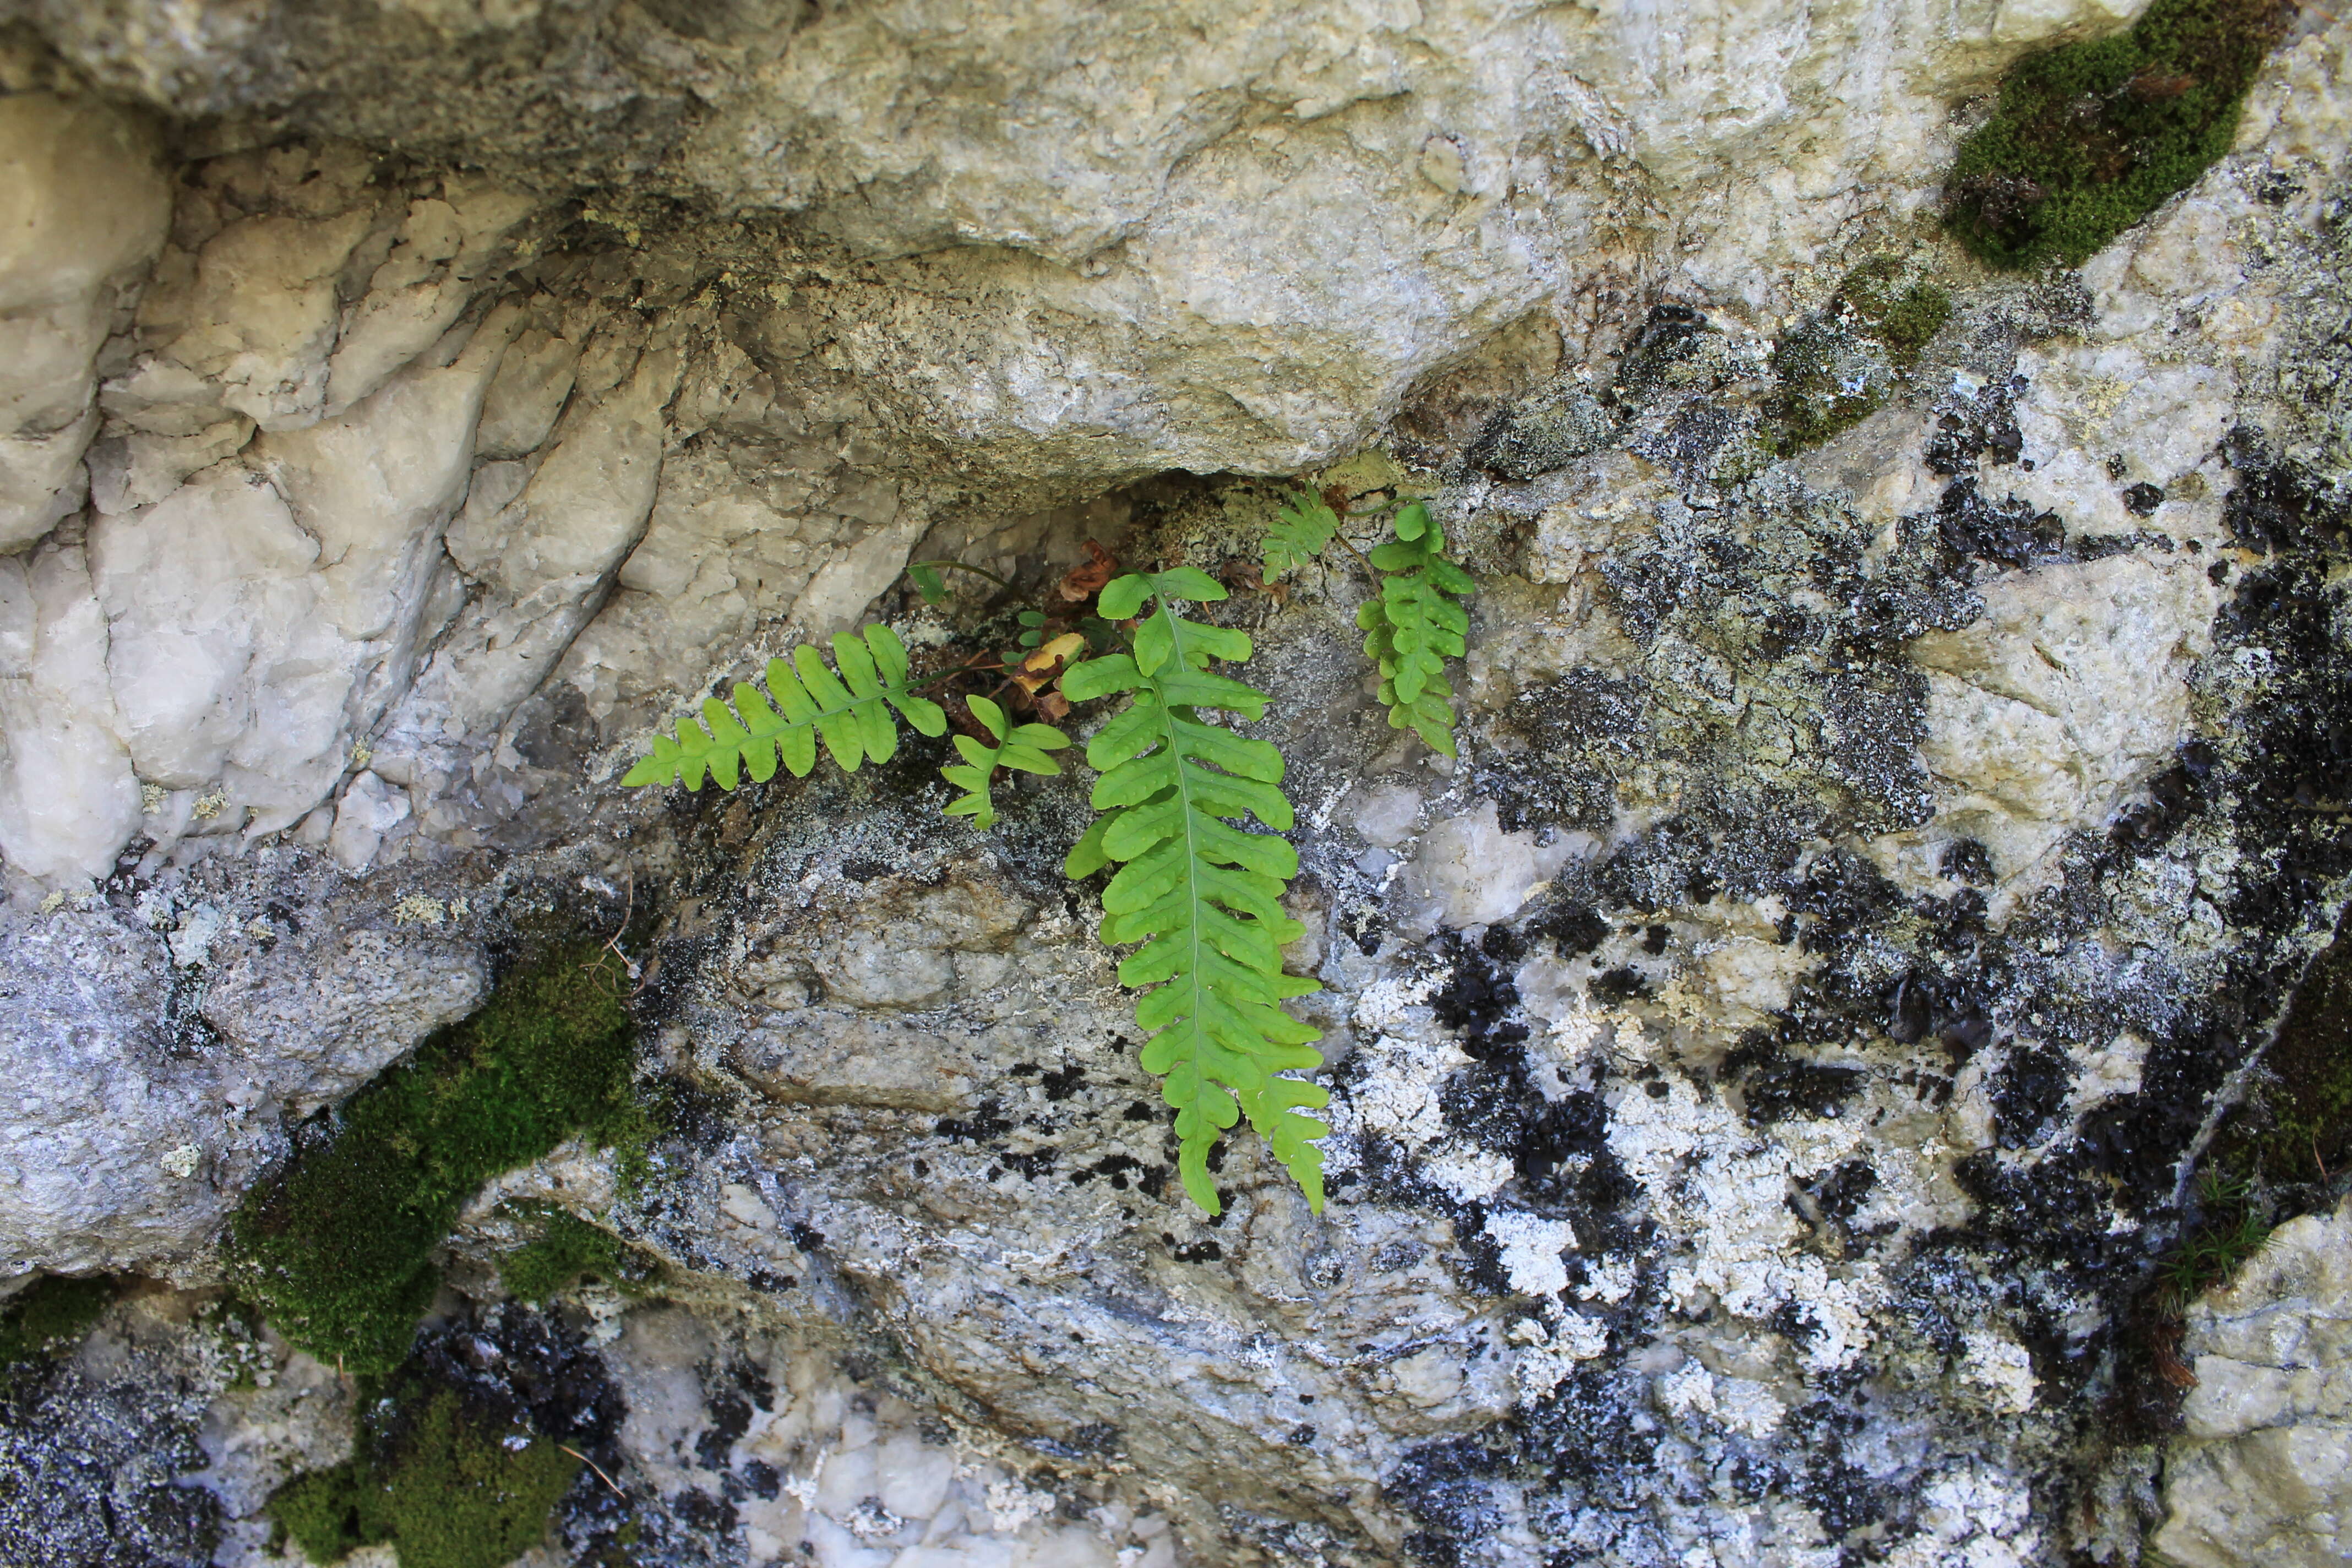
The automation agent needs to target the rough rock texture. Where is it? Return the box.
[0,1,2348,1566]
[2153,1197,2352,1568]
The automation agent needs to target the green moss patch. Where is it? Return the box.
[0,1275,112,1370]
[228,949,644,1376]
[2161,924,2352,1306]
[498,1207,649,1303]
[1946,0,2290,269]
[268,1384,578,1568]
[1767,259,1954,454]
[2223,925,2352,1188]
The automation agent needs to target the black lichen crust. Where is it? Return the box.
[1485,470,1981,847]
[1361,385,2350,1560]
[0,1292,221,1568]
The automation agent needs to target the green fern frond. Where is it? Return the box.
[941,694,1070,828]
[623,624,949,791]
[1262,487,1341,581]
[1355,501,1474,757]
[1063,569,1329,1216]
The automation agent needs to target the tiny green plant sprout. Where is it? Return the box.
[623,483,1476,1213]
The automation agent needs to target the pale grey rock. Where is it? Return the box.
[199,923,487,1115]
[2154,1199,2352,1568]
[0,532,144,883]
[0,907,223,1276]
[1401,799,1571,930]
[1913,552,2220,886]
[326,768,411,872]
[411,323,680,740]
[0,93,171,551]
[476,326,580,461]
[0,859,507,1274]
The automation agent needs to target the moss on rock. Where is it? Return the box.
[498,1207,648,1303]
[228,948,644,1376]
[268,1384,579,1568]
[1945,0,2290,269]
[0,1276,112,1371]
[1767,258,1954,454]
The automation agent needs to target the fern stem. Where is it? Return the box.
[1330,527,1380,578]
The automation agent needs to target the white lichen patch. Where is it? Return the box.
[166,902,225,967]
[393,894,446,926]
[1961,1330,2039,1415]
[1511,1311,1610,1403]
[1484,1211,1581,1298]
[1882,1466,2043,1568]
[1607,1064,1884,1372]
[986,1479,1059,1533]
[1658,1361,1787,1439]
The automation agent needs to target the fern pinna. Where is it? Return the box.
[1358,500,1474,756]
[622,625,948,789]
[1061,569,1329,1215]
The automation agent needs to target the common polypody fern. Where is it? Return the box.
[1358,501,1474,756]
[1261,488,1342,581]
[618,500,1470,1220]
[1061,568,1329,1215]
[622,625,948,790]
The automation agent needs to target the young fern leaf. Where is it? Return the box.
[1063,568,1329,1217]
[1357,501,1475,757]
[941,694,1071,829]
[622,624,949,790]
[1262,487,1341,581]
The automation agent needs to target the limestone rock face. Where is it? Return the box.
[2155,1199,2352,1568]
[0,91,170,550]
[0,2,2347,1567]
[5,0,2127,486]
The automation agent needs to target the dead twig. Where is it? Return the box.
[588,870,650,997]
[561,1445,627,1498]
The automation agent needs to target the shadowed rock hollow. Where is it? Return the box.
[0,2,2348,1565]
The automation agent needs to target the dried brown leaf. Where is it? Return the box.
[1057,538,1119,602]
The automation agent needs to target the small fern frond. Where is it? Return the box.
[941,694,1070,828]
[1262,487,1341,581]
[1064,569,1328,1216]
[623,624,949,790]
[1355,502,1474,757]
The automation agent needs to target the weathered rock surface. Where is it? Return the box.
[0,1,2347,1566]
[2154,1197,2352,1568]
